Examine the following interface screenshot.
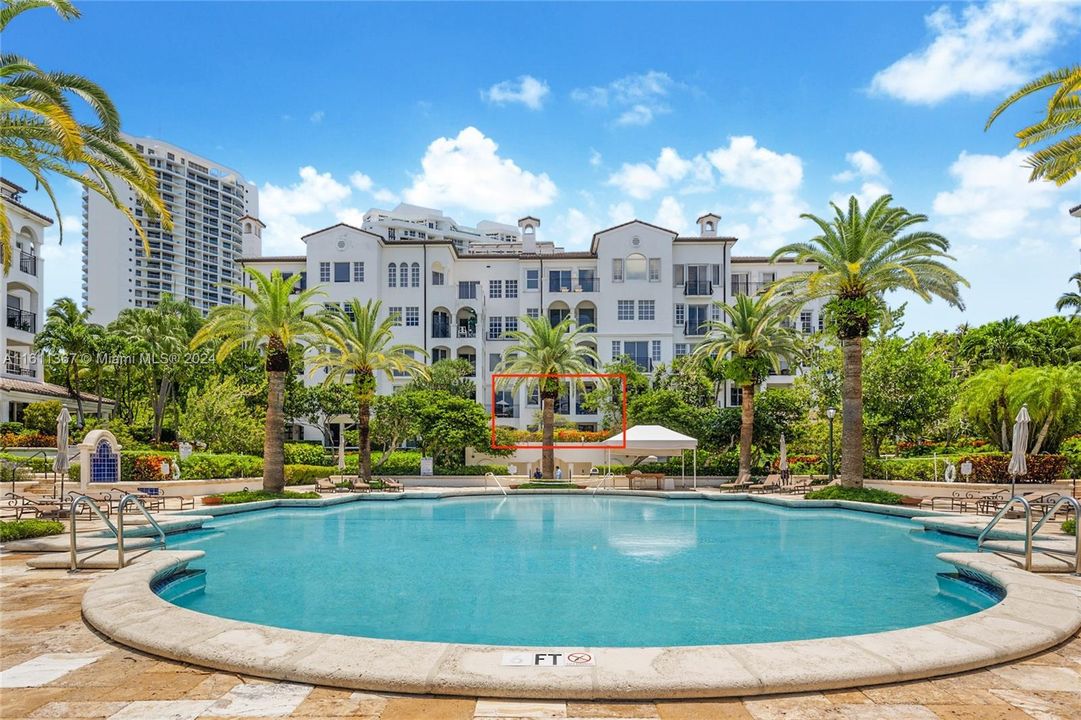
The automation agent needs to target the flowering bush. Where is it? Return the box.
[956,453,1068,483]
[0,432,56,448]
[131,454,171,484]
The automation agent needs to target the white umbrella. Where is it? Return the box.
[1007,404,1030,497]
[337,424,346,470]
[778,433,789,479]
[53,407,71,497]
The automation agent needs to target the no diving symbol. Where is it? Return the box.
[567,652,592,665]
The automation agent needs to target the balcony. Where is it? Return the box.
[6,308,36,333]
[18,251,37,277]
[487,331,508,341]
[432,322,451,339]
[456,325,476,339]
[4,359,35,377]
[683,281,713,296]
[549,279,600,293]
[684,322,708,337]
[731,280,769,297]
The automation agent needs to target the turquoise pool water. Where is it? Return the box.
[160,497,999,646]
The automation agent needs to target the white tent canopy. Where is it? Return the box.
[602,424,699,488]
[602,425,698,454]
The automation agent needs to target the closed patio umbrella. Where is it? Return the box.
[1007,404,1030,498]
[337,423,346,470]
[778,433,789,480]
[53,407,71,497]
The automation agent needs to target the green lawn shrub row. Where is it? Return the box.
[1,519,65,542]
[804,485,905,505]
[202,490,320,505]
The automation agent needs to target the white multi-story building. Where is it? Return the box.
[1,178,112,423]
[241,203,823,444]
[82,135,260,324]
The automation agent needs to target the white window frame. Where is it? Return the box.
[648,257,661,282]
[638,300,655,321]
[388,306,403,326]
[612,258,624,283]
[352,261,364,282]
[617,300,634,321]
[319,262,331,283]
[405,306,419,327]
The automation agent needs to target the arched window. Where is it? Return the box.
[388,263,397,287]
[411,262,421,287]
[626,253,647,280]
[399,262,408,287]
[705,221,714,232]
[244,222,252,233]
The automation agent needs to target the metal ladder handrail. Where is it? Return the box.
[1030,496,1081,575]
[977,496,1033,571]
[591,472,615,495]
[116,494,167,568]
[69,495,119,572]
[484,472,508,496]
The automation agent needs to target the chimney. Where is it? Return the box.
[518,216,540,253]
[697,213,721,237]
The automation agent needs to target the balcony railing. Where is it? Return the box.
[456,325,476,339]
[6,308,36,333]
[683,281,713,296]
[432,323,451,339]
[4,359,35,377]
[18,251,37,276]
[684,321,708,337]
[549,279,600,293]
[731,280,770,297]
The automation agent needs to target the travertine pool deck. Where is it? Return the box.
[2,550,1081,719]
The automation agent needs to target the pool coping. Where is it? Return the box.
[80,496,1081,699]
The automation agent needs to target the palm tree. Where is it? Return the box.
[33,297,99,425]
[960,316,1033,367]
[986,65,1080,186]
[496,315,600,478]
[309,300,428,482]
[693,294,801,483]
[1056,272,1081,316]
[0,0,170,270]
[770,195,967,487]
[1010,364,1081,454]
[191,269,326,492]
[955,364,1017,452]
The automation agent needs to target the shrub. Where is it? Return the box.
[0,453,50,473]
[956,454,1068,483]
[0,422,24,435]
[202,490,320,505]
[180,377,264,455]
[20,400,63,435]
[284,443,330,466]
[1061,436,1081,478]
[1062,519,1076,536]
[864,457,940,482]
[1,519,65,542]
[0,431,56,448]
[804,485,904,505]
[132,454,171,484]
[179,453,262,480]
[284,464,336,485]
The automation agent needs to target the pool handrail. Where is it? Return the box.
[69,494,119,572]
[591,472,615,495]
[977,496,1032,571]
[116,493,167,568]
[484,472,508,496]
[1029,496,1080,575]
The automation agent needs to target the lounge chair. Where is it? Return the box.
[749,474,781,494]
[378,477,404,493]
[331,475,370,493]
[314,477,340,494]
[5,492,65,519]
[111,487,165,512]
[977,490,1051,516]
[718,477,753,493]
[132,487,194,511]
[781,475,814,494]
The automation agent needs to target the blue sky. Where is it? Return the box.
[8,0,1081,332]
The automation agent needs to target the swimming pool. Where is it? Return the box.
[159,496,999,646]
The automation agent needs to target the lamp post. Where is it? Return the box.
[826,407,837,482]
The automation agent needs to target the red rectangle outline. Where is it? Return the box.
[489,373,627,450]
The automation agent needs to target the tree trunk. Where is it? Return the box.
[263,369,286,493]
[358,394,372,482]
[68,358,84,427]
[1031,412,1054,455]
[840,335,864,488]
[151,376,171,442]
[541,392,556,478]
[738,383,755,483]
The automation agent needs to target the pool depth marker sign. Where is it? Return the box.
[501,651,595,667]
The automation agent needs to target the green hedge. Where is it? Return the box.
[284,464,337,485]
[1,519,65,542]
[202,490,320,505]
[284,443,331,466]
[804,485,904,505]
[0,452,51,474]
[179,453,262,480]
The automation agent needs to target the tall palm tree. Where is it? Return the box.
[496,315,599,478]
[191,269,326,492]
[986,65,1080,186]
[33,297,99,425]
[1056,272,1081,316]
[309,300,428,482]
[770,195,967,487]
[0,0,170,270]
[693,294,801,483]
[955,364,1017,452]
[960,315,1033,367]
[1010,364,1081,454]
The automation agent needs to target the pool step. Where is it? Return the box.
[980,540,1079,573]
[26,544,170,569]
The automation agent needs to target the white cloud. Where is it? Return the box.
[349,172,373,192]
[607,147,712,200]
[932,149,1064,240]
[372,188,400,205]
[402,127,558,215]
[482,75,550,110]
[335,208,367,228]
[589,149,603,167]
[350,171,398,206]
[259,167,352,253]
[550,208,596,250]
[707,136,803,194]
[310,110,325,124]
[831,150,890,208]
[571,71,676,126]
[870,0,1081,104]
[653,196,687,234]
[608,201,635,226]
